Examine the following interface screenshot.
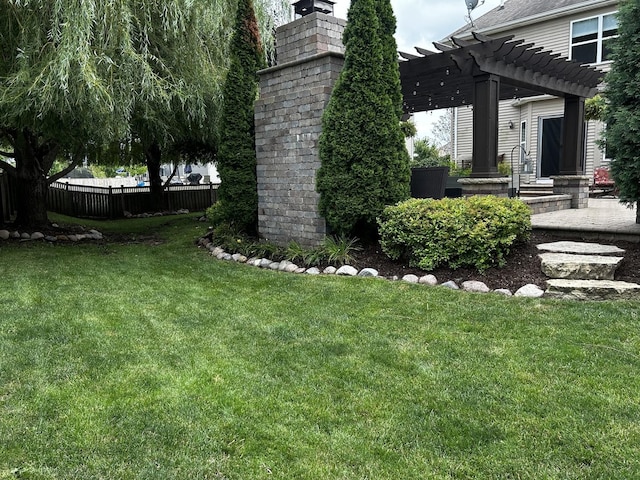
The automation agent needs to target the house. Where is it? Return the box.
[445,0,618,185]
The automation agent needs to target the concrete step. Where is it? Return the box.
[546,279,640,301]
[539,253,623,280]
[519,185,555,197]
[537,241,625,256]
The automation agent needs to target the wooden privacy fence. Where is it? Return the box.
[48,182,219,219]
[0,171,17,224]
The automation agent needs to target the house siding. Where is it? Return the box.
[451,3,616,182]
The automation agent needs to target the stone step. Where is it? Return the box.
[539,253,624,280]
[537,241,625,256]
[546,279,640,301]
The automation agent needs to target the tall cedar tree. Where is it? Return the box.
[316,0,410,238]
[212,0,266,234]
[604,0,640,223]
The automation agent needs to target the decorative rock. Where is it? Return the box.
[177,209,189,215]
[222,253,233,261]
[514,284,545,298]
[269,262,281,270]
[124,211,133,218]
[336,265,358,276]
[537,241,624,256]
[57,235,69,241]
[0,230,9,240]
[419,274,438,286]
[358,268,379,277]
[440,281,460,290]
[294,267,307,274]
[462,280,490,293]
[402,274,420,284]
[45,236,58,242]
[539,253,623,281]
[493,289,513,296]
[278,261,292,271]
[89,229,103,239]
[323,266,337,275]
[10,231,20,239]
[259,258,273,268]
[20,232,31,239]
[231,253,247,263]
[546,279,640,301]
[30,232,45,240]
[76,234,86,241]
[211,247,224,256]
[305,267,321,275]
[216,252,227,260]
[285,263,299,273]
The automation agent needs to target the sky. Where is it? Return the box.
[331,0,504,139]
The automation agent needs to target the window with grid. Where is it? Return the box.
[570,12,618,65]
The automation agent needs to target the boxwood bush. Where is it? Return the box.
[378,196,531,272]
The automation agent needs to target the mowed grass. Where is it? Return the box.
[1,214,640,479]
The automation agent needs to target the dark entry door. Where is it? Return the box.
[540,117,563,178]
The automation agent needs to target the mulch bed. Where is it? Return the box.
[350,231,640,291]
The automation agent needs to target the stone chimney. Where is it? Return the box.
[255,12,346,247]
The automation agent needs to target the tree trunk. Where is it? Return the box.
[15,173,49,228]
[145,143,165,210]
[13,130,52,229]
[637,201,640,225]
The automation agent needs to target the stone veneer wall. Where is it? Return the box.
[255,13,346,247]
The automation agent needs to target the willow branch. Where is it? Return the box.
[0,158,17,175]
[47,151,83,184]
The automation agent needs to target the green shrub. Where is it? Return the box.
[378,196,531,272]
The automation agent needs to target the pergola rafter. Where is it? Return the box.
[399,34,604,177]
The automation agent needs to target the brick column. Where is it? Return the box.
[458,177,510,197]
[255,13,346,247]
[551,175,590,209]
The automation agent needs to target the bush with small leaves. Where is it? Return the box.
[378,196,531,272]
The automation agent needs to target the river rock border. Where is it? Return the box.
[0,226,104,243]
[197,236,545,298]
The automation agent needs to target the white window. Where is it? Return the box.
[520,120,527,163]
[570,12,618,65]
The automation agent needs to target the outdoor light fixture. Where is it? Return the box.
[508,120,514,129]
[293,0,335,17]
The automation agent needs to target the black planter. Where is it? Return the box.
[410,166,449,199]
[444,175,464,198]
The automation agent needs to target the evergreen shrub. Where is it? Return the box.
[378,196,531,272]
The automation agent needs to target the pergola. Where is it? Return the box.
[399,33,604,177]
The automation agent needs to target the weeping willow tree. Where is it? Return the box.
[0,0,290,227]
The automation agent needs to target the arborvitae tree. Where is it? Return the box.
[376,0,403,120]
[316,0,410,238]
[211,0,266,234]
[604,0,640,223]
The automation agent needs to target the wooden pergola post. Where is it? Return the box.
[560,94,586,175]
[472,73,500,177]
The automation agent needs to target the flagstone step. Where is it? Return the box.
[537,241,625,256]
[546,279,640,301]
[538,253,624,281]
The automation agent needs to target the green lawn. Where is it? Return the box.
[1,214,639,479]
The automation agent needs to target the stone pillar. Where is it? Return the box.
[458,177,510,197]
[471,74,500,177]
[551,175,590,209]
[255,13,346,247]
[560,95,586,175]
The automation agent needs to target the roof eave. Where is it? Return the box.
[448,0,619,42]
